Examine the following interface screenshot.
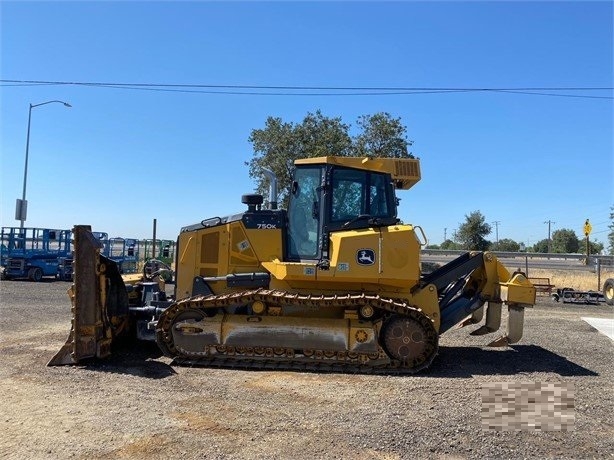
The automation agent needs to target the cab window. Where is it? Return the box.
[369,174,390,217]
[287,167,322,260]
[330,168,393,223]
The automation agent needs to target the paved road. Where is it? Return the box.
[421,253,598,272]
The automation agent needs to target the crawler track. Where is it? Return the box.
[156,289,439,374]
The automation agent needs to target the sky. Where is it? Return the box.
[1,1,612,250]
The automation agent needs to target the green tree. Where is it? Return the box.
[551,228,580,253]
[440,239,462,250]
[532,239,550,253]
[247,111,352,207]
[353,113,414,158]
[247,111,412,208]
[588,240,604,255]
[456,211,492,250]
[295,111,354,158]
[247,116,299,207]
[490,238,520,252]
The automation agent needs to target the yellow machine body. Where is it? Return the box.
[50,156,536,373]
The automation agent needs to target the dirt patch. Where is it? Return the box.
[1,280,613,459]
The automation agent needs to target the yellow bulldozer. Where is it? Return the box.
[49,156,535,373]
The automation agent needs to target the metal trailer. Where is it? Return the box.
[552,286,610,305]
[0,227,72,281]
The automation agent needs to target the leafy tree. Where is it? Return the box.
[551,228,580,253]
[588,240,604,255]
[247,111,352,207]
[440,239,462,250]
[246,117,300,207]
[426,244,440,249]
[295,111,354,158]
[490,238,520,252]
[532,239,550,253]
[353,113,413,158]
[456,211,492,250]
[247,111,413,208]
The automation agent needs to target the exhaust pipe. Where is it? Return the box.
[262,168,278,210]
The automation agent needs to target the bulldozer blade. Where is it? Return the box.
[48,225,130,366]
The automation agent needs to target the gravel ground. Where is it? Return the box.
[1,279,612,460]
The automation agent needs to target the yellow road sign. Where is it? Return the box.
[584,219,592,236]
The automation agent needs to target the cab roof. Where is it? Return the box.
[294,156,421,190]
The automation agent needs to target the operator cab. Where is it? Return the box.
[286,162,399,262]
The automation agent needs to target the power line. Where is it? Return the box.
[4,79,614,90]
[1,79,612,99]
[493,89,613,100]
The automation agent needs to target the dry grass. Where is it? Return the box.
[527,268,614,291]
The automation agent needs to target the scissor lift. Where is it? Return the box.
[1,227,72,281]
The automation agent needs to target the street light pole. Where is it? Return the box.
[17,100,72,228]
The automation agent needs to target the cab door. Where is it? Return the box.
[285,166,325,261]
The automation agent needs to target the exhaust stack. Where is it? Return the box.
[262,168,278,210]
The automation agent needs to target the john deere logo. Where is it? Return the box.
[356,249,375,266]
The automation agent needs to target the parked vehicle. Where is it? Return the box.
[50,156,536,374]
[0,227,71,281]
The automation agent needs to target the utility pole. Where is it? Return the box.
[544,220,555,253]
[444,227,447,242]
[492,221,500,245]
